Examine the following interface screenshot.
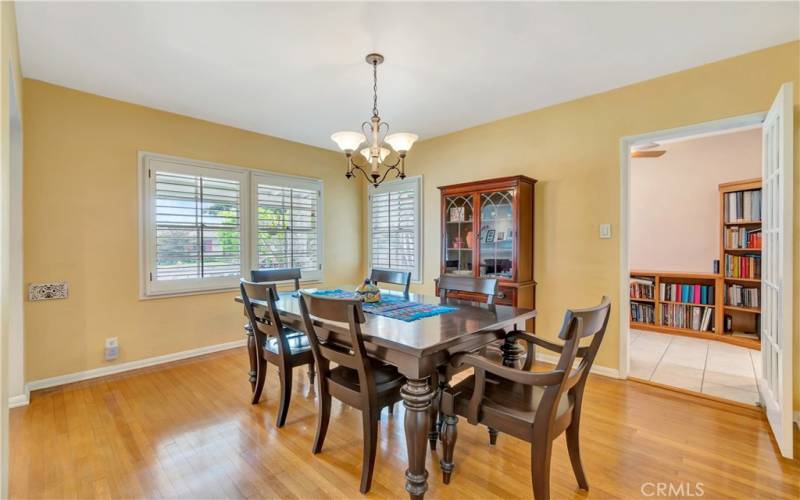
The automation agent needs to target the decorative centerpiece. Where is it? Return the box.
[355,279,381,303]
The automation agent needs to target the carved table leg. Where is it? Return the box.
[402,377,435,500]
[246,326,257,391]
[499,329,525,369]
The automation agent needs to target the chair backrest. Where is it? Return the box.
[251,268,301,291]
[370,269,411,295]
[438,275,498,305]
[298,292,376,397]
[240,279,292,356]
[536,296,611,435]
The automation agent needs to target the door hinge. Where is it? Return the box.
[148,169,152,178]
[149,272,153,281]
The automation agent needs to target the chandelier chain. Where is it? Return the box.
[372,61,379,118]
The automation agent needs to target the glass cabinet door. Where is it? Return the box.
[479,190,514,279]
[443,195,474,275]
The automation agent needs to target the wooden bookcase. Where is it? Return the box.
[435,176,536,315]
[628,178,762,350]
[719,178,762,347]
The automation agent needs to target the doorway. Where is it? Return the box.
[618,83,794,458]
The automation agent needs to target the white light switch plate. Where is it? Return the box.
[599,223,612,239]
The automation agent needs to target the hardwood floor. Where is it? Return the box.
[10,347,799,499]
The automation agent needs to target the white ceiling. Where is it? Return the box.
[16,2,799,150]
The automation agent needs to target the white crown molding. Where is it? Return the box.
[15,339,246,404]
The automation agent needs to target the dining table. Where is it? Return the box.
[235,287,537,500]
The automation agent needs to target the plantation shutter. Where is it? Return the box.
[153,169,242,283]
[370,178,420,280]
[254,177,321,278]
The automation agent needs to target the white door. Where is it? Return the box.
[759,82,794,459]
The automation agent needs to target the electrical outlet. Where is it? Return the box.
[599,223,612,239]
[105,337,119,361]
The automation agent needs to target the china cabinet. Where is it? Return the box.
[436,176,536,311]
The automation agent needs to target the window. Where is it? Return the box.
[368,176,422,281]
[140,153,323,297]
[253,173,322,281]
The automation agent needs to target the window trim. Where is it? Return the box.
[367,175,423,283]
[138,151,324,298]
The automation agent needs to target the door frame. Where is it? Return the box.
[618,112,767,379]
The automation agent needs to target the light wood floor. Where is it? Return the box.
[10,347,799,499]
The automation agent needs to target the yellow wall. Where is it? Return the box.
[23,79,363,382]
[1,0,23,495]
[380,42,800,408]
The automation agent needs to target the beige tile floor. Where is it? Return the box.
[629,329,760,405]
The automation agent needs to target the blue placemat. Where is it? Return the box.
[292,289,457,322]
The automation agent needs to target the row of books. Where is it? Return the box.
[662,304,714,332]
[725,284,760,308]
[630,277,655,300]
[724,189,761,222]
[659,283,715,305]
[630,302,655,324]
[724,226,762,249]
[725,254,761,279]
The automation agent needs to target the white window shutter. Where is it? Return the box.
[369,177,421,281]
[255,183,320,274]
[154,171,242,281]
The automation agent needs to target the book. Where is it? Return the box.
[725,284,760,308]
[660,283,714,305]
[725,254,761,279]
[724,226,762,249]
[630,277,655,300]
[661,303,713,331]
[630,302,655,324]
[724,189,762,223]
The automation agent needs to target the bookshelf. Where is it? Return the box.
[719,178,762,347]
[629,178,762,350]
[630,270,758,349]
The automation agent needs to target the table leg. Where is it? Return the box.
[402,377,435,500]
[499,329,525,368]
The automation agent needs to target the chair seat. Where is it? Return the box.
[264,328,311,355]
[449,372,571,427]
[330,361,405,393]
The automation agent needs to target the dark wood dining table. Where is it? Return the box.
[235,287,536,499]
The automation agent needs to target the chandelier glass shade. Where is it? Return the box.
[331,53,418,187]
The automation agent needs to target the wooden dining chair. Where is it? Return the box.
[298,291,405,494]
[240,279,316,428]
[438,297,611,500]
[430,275,499,449]
[370,269,412,295]
[251,267,301,290]
[437,275,498,304]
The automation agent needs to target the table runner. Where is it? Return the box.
[294,289,458,322]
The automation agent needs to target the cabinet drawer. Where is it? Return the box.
[495,286,516,306]
[435,285,517,305]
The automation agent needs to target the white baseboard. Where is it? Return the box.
[19,339,247,401]
[8,392,29,408]
[535,352,621,379]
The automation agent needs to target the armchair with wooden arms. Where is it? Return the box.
[438,296,611,500]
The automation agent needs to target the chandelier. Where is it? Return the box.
[331,53,418,188]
